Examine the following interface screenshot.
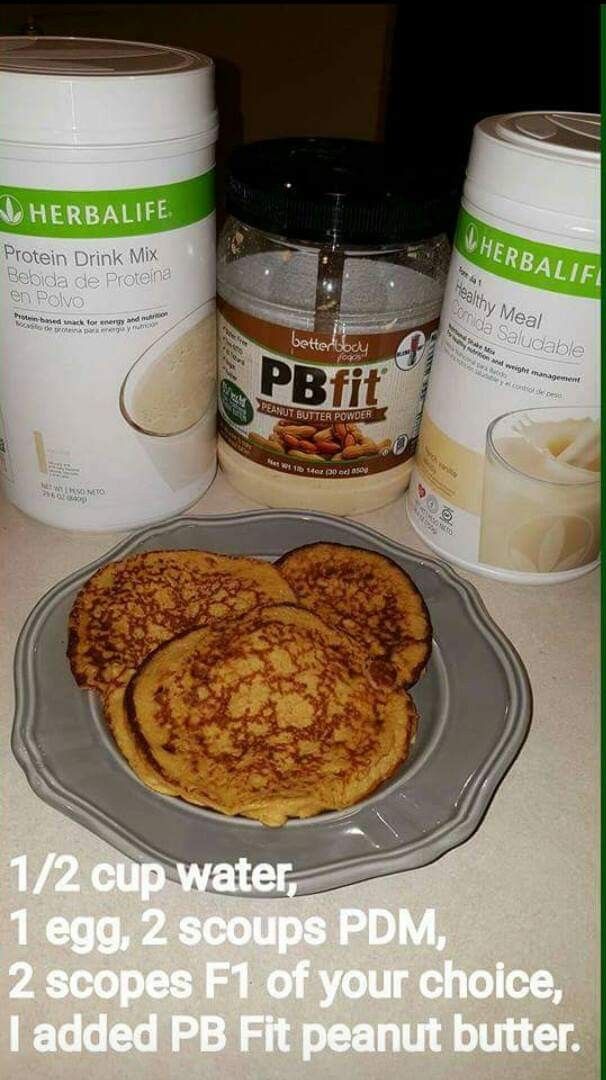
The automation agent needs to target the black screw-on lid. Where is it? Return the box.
[225,137,457,245]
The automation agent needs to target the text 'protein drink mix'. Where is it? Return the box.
[407,112,600,583]
[0,37,218,530]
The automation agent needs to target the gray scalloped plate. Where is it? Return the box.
[12,510,531,896]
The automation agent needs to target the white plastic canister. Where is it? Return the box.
[407,112,600,583]
[0,37,218,530]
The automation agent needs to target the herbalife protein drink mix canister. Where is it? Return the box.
[0,37,218,530]
[408,112,600,583]
[217,139,453,514]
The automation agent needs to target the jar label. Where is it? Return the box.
[217,298,439,480]
[0,169,216,529]
[408,207,600,579]
[0,174,214,238]
[455,209,601,299]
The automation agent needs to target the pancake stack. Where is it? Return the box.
[68,543,431,825]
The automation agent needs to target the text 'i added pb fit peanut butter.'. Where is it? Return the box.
[408,113,600,583]
[0,37,218,531]
[217,139,454,514]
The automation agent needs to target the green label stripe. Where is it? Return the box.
[0,171,214,238]
[454,208,600,299]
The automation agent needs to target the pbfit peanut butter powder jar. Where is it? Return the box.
[217,139,453,514]
[408,113,600,583]
[0,37,218,530]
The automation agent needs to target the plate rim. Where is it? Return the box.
[12,508,532,896]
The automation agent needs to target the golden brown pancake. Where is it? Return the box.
[122,603,418,826]
[68,550,295,693]
[104,684,182,797]
[277,543,432,688]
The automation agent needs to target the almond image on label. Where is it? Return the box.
[255,419,390,463]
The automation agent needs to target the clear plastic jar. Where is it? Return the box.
[217,139,452,514]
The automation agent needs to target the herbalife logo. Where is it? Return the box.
[464,223,478,253]
[456,209,600,296]
[0,194,24,226]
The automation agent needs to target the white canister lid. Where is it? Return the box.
[0,36,218,146]
[467,111,600,223]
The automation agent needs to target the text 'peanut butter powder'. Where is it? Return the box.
[217,139,453,514]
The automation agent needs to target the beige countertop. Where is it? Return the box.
[0,473,599,1079]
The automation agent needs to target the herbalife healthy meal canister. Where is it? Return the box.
[217,139,452,514]
[0,37,218,530]
[408,112,600,582]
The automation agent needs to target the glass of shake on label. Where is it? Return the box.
[120,302,217,492]
[479,406,600,580]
